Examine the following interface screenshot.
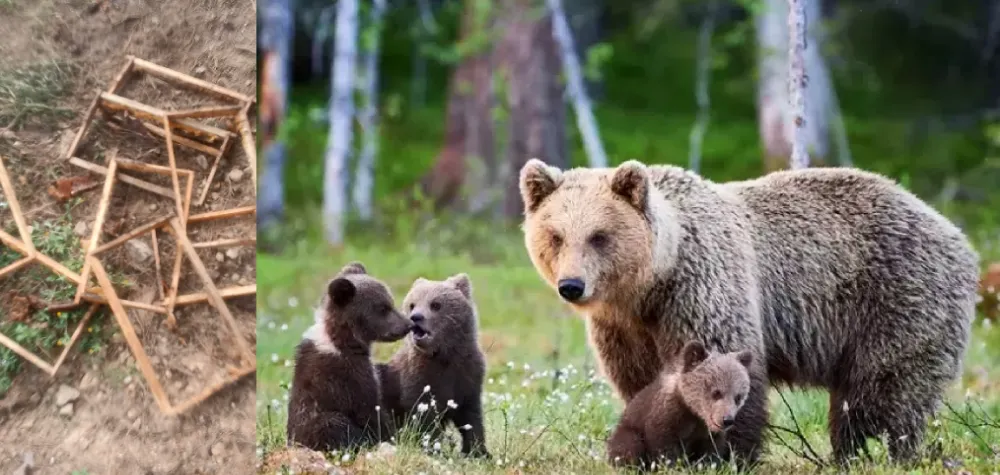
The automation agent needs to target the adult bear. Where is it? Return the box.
[518,159,978,464]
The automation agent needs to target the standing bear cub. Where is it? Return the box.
[286,262,413,452]
[519,159,979,464]
[376,274,490,458]
[607,341,753,469]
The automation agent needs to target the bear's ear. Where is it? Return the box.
[327,277,357,307]
[446,273,473,300]
[519,158,563,213]
[735,350,753,369]
[681,341,708,373]
[610,160,650,211]
[339,261,368,276]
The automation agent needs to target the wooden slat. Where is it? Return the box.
[88,257,172,413]
[129,56,254,104]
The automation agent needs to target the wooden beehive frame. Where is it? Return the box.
[1,56,257,415]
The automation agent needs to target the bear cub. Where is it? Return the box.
[606,341,753,469]
[376,274,490,457]
[286,262,413,452]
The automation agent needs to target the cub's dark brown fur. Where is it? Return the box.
[607,341,753,469]
[286,262,413,452]
[376,274,490,457]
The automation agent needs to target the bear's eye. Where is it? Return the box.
[430,301,441,312]
[381,304,392,314]
[734,394,743,405]
[712,390,723,401]
[550,233,563,249]
[588,231,610,249]
[408,302,415,311]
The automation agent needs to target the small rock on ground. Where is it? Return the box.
[54,385,80,407]
[126,239,154,264]
[59,403,74,417]
[227,168,244,182]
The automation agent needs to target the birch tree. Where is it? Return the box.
[787,0,809,169]
[757,0,839,171]
[323,0,358,246]
[258,0,293,233]
[353,0,388,220]
[548,0,607,168]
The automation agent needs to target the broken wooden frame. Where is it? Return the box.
[1,156,103,377]
[64,56,256,199]
[89,257,255,415]
[73,158,195,305]
[0,304,101,377]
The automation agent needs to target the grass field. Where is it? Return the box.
[255,210,1000,474]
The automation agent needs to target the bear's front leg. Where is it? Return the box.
[722,360,769,468]
[586,317,662,401]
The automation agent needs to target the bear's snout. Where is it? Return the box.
[557,278,586,302]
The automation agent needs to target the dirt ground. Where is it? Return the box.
[0,0,257,473]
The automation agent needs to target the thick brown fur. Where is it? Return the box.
[286,262,413,452]
[376,274,491,458]
[607,341,753,469]
[519,159,979,464]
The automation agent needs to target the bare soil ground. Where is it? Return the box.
[0,0,257,473]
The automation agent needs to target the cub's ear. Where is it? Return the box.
[735,350,753,369]
[327,277,356,307]
[339,261,368,276]
[681,340,708,373]
[519,158,563,213]
[446,273,473,300]
[610,160,649,211]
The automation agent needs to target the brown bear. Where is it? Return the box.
[285,262,413,452]
[375,274,490,458]
[606,341,753,469]
[519,159,979,464]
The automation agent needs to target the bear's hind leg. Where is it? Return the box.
[831,370,942,464]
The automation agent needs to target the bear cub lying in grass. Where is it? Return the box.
[606,341,753,469]
[286,262,413,452]
[377,274,491,458]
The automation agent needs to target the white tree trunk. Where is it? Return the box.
[757,0,834,170]
[547,0,607,168]
[688,2,717,173]
[353,0,387,220]
[787,0,809,169]
[323,0,359,246]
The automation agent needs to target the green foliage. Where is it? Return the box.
[582,42,614,82]
[0,204,108,396]
[0,60,75,129]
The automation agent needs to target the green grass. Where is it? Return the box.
[0,60,75,130]
[255,210,1000,474]
[0,201,108,396]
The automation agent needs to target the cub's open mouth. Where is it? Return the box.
[412,325,431,340]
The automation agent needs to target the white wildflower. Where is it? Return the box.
[460,424,472,431]
[423,385,431,393]
[446,399,458,409]
[271,354,279,363]
[341,453,351,462]
[417,403,429,413]
[280,323,289,331]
